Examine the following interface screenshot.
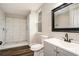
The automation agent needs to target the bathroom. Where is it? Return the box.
[1,2,79,56]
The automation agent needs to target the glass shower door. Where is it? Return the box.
[0,14,5,45]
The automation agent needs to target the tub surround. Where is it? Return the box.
[0,41,28,50]
[44,38,79,56]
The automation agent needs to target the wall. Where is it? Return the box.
[0,8,6,45]
[41,3,62,35]
[29,11,38,45]
[40,3,79,44]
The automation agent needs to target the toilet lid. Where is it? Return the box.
[31,44,44,51]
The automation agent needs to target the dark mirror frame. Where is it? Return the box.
[52,3,79,33]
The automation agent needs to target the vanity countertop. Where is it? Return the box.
[44,38,79,56]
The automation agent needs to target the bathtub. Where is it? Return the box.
[0,41,28,50]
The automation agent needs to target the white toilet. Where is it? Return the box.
[31,44,44,56]
[30,33,48,56]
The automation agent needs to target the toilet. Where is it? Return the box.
[31,44,44,56]
[30,33,48,56]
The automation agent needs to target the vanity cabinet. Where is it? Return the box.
[44,41,77,56]
[56,47,76,56]
[44,41,56,56]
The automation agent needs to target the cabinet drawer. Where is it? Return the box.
[57,47,77,56]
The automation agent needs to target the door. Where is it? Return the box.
[6,17,27,43]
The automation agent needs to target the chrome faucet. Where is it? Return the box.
[63,33,73,42]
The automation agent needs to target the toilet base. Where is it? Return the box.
[34,48,44,56]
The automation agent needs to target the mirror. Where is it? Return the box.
[52,3,79,32]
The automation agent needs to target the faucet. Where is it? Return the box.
[63,33,73,42]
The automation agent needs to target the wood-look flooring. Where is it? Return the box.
[0,45,34,56]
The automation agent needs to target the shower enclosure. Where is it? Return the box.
[0,13,29,50]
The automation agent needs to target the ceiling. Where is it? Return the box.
[0,3,43,18]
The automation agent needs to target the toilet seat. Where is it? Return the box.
[30,44,44,51]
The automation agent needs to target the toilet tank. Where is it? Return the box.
[30,33,48,45]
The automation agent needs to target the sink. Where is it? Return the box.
[45,38,77,49]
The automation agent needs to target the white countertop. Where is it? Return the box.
[44,38,79,55]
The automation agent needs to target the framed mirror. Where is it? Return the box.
[52,3,79,32]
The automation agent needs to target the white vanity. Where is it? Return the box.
[44,38,79,56]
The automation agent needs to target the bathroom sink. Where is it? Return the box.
[45,38,77,49]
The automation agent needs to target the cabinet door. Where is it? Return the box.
[44,41,56,56]
[57,47,77,56]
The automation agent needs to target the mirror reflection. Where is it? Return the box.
[55,4,79,28]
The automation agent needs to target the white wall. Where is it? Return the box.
[29,11,38,45]
[0,9,6,45]
[41,3,56,35]
[40,3,79,44]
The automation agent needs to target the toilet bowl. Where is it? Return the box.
[31,44,43,51]
[31,44,44,56]
[30,33,48,56]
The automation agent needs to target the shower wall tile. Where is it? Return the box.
[6,17,28,43]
